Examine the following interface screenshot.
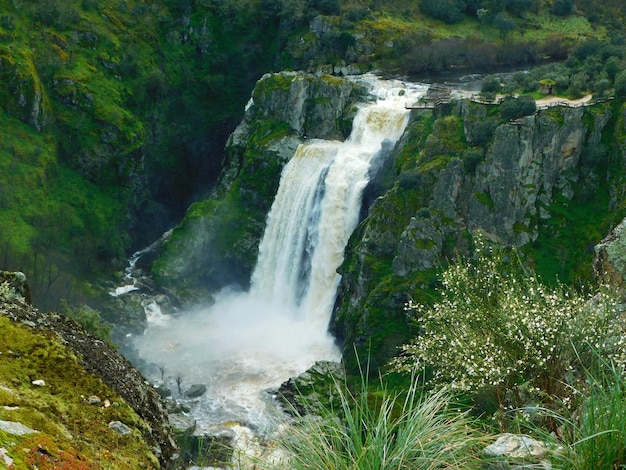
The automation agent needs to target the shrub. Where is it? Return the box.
[551,0,574,16]
[615,70,626,98]
[500,95,536,120]
[471,118,499,146]
[59,300,114,347]
[419,0,465,24]
[481,75,502,93]
[557,360,626,469]
[392,239,626,410]
[263,371,485,469]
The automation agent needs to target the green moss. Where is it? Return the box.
[0,315,157,468]
[253,73,295,100]
[473,191,494,210]
[418,155,451,173]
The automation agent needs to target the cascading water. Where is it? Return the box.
[133,75,427,434]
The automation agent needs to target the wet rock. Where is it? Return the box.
[185,384,207,398]
[0,419,39,436]
[156,384,172,398]
[179,428,236,468]
[275,361,344,416]
[166,400,191,414]
[169,413,196,436]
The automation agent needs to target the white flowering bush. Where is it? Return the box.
[0,281,13,299]
[392,240,626,406]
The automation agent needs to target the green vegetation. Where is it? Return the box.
[393,241,625,412]
[264,371,485,469]
[59,300,114,347]
[551,360,626,469]
[499,95,537,119]
[0,315,158,468]
[0,0,280,310]
[1,0,625,314]
[280,249,626,469]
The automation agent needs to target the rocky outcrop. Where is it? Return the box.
[275,361,345,416]
[0,272,181,468]
[0,46,48,131]
[152,70,625,374]
[332,99,624,370]
[153,72,365,296]
[594,216,626,292]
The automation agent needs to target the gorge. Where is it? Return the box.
[133,75,427,434]
[4,0,626,466]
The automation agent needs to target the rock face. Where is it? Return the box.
[594,216,626,291]
[0,273,181,469]
[275,361,345,416]
[185,384,207,398]
[153,70,626,372]
[153,72,365,296]
[332,99,625,370]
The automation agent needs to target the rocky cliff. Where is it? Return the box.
[333,98,626,369]
[151,71,626,371]
[153,72,365,301]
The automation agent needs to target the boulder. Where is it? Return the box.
[185,384,207,398]
[0,419,39,436]
[109,421,132,435]
[275,361,344,416]
[484,433,551,469]
[168,413,196,436]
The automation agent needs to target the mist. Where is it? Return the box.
[134,287,340,429]
[134,75,425,431]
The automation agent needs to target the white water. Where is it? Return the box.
[133,75,426,433]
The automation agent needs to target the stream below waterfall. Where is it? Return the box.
[118,74,430,464]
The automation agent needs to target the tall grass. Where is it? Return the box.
[510,355,626,470]
[264,372,486,470]
[550,359,626,469]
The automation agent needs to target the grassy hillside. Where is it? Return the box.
[0,0,278,309]
[0,314,159,468]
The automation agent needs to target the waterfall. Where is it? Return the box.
[133,75,426,431]
[251,80,421,330]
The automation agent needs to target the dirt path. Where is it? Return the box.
[534,94,593,109]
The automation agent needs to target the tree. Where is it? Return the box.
[615,70,626,98]
[481,75,502,93]
[500,95,536,120]
[494,11,516,38]
[506,0,534,16]
[551,0,574,16]
[419,0,465,24]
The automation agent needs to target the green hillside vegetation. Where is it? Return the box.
[1,0,626,312]
[267,248,626,469]
[0,0,279,309]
